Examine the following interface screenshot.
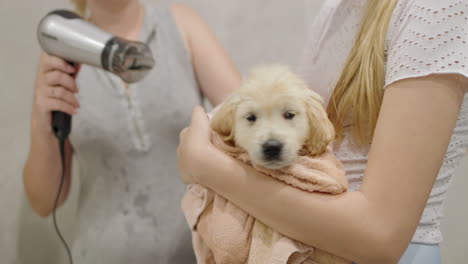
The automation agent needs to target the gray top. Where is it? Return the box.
[69,2,200,263]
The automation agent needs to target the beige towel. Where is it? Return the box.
[181,131,350,264]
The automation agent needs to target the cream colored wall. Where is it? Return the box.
[0,0,466,263]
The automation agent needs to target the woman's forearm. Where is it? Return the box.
[199,148,400,264]
[23,115,72,217]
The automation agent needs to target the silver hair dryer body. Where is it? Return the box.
[37,9,155,140]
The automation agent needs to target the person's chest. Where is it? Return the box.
[299,0,373,188]
[70,60,200,155]
[298,0,367,106]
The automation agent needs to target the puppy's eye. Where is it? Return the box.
[246,114,257,122]
[284,111,295,120]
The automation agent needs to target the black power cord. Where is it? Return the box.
[53,137,74,264]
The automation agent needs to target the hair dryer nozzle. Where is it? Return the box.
[102,37,155,83]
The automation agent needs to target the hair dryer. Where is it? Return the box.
[37,9,155,140]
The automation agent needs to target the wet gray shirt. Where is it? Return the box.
[69,2,200,263]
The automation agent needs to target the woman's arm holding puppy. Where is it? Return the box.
[178,74,467,264]
[171,4,241,105]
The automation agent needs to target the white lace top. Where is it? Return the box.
[298,0,468,244]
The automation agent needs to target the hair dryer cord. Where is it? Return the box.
[53,138,74,264]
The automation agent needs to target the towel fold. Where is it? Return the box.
[181,130,351,264]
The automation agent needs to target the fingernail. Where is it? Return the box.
[68,65,75,72]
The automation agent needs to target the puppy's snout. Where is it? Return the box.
[262,139,283,161]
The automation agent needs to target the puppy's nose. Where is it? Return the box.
[262,139,283,161]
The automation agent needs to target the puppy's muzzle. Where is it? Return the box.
[262,139,283,161]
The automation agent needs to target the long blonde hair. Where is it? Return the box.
[71,0,87,17]
[327,0,398,145]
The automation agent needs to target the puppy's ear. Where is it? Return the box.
[303,90,335,155]
[210,94,239,143]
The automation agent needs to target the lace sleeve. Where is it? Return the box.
[385,0,468,87]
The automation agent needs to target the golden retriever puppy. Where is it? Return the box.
[211,64,335,169]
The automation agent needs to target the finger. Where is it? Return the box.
[179,127,189,140]
[49,87,80,107]
[190,106,210,129]
[176,146,184,159]
[44,71,78,93]
[42,54,76,74]
[39,96,77,116]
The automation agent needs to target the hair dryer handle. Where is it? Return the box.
[52,111,71,140]
[52,61,77,140]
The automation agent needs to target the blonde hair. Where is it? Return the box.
[71,0,87,17]
[327,0,398,145]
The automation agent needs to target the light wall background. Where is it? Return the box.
[0,0,466,263]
